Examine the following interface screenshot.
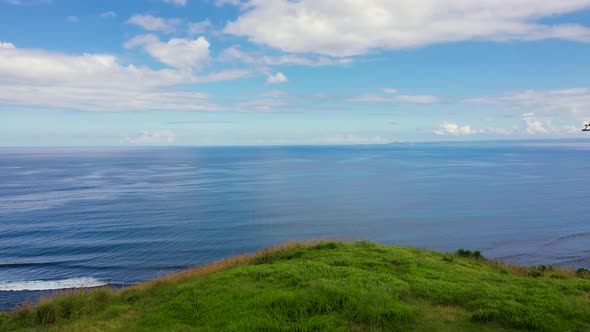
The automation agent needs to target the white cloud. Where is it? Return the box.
[523,116,550,134]
[464,87,590,119]
[392,95,440,104]
[0,42,248,112]
[435,122,479,136]
[163,0,186,6]
[188,19,212,34]
[266,72,288,84]
[1,0,50,5]
[382,88,399,94]
[349,93,440,104]
[219,46,352,67]
[100,11,117,19]
[214,0,241,6]
[126,14,181,33]
[476,113,581,136]
[0,42,15,49]
[563,125,580,133]
[224,0,590,56]
[510,89,590,115]
[236,98,288,112]
[520,115,579,135]
[125,130,176,144]
[260,90,290,98]
[125,35,210,70]
[262,54,352,67]
[67,16,79,23]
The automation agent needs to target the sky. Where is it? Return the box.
[1,0,590,146]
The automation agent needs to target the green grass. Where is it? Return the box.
[1,240,590,331]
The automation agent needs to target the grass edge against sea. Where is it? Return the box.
[1,240,590,332]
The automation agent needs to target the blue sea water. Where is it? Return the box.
[1,142,590,310]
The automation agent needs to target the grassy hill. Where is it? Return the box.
[1,240,590,331]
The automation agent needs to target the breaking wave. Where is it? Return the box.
[0,277,107,292]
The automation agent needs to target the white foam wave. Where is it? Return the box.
[0,277,107,291]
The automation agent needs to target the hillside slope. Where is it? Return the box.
[1,241,590,331]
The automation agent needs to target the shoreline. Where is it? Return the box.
[2,241,590,331]
[2,240,589,313]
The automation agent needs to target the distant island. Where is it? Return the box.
[1,241,589,331]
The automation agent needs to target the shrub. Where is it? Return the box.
[527,266,545,278]
[455,249,485,260]
[527,265,559,278]
[577,268,590,278]
[442,255,454,263]
[313,242,339,250]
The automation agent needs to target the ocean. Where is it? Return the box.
[1,141,589,310]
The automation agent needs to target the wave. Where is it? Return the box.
[557,232,590,240]
[0,277,107,292]
[0,262,65,268]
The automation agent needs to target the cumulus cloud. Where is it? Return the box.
[126,14,182,33]
[125,130,176,144]
[435,122,479,136]
[125,35,210,70]
[522,116,549,134]
[266,72,288,84]
[520,115,579,135]
[477,114,581,136]
[464,88,590,136]
[0,42,248,111]
[224,0,590,56]
[474,113,581,136]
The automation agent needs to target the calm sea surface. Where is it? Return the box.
[1,142,589,310]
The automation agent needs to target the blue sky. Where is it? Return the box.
[1,0,590,146]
